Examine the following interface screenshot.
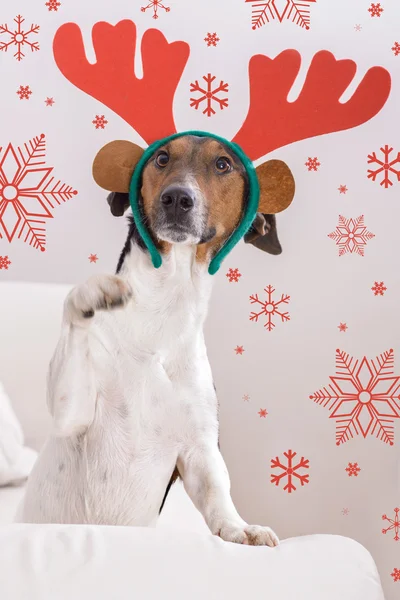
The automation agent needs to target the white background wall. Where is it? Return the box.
[0,0,399,597]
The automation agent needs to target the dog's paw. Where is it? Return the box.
[217,522,279,547]
[65,275,133,323]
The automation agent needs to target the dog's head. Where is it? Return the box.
[94,135,294,265]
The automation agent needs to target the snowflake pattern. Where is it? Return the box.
[89,253,98,263]
[92,115,108,129]
[246,0,317,30]
[346,462,361,476]
[0,15,39,62]
[190,74,229,117]
[226,268,241,282]
[235,346,245,355]
[310,349,400,446]
[354,24,362,31]
[338,323,348,332]
[45,0,61,10]
[0,255,11,270]
[367,145,400,188]
[328,215,375,257]
[391,568,400,582]
[16,85,32,100]
[141,0,170,19]
[271,449,310,493]
[204,32,220,47]
[372,281,387,296]
[0,134,78,251]
[382,508,399,541]
[258,409,268,418]
[305,157,320,171]
[249,285,290,331]
[45,98,55,107]
[342,508,350,516]
[368,3,384,17]
[338,185,348,194]
[243,394,250,402]
[392,42,400,56]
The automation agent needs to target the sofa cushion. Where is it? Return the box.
[0,523,384,600]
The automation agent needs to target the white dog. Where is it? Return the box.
[21,135,286,546]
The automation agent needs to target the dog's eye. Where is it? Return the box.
[155,152,169,168]
[215,157,231,173]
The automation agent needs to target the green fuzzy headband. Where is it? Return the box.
[128,131,260,275]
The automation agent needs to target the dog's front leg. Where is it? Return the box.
[47,275,132,437]
[178,444,279,547]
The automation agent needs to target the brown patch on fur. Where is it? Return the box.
[140,136,247,264]
[194,140,246,263]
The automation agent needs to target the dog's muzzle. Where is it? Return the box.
[156,184,202,243]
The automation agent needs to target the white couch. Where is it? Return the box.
[0,282,385,600]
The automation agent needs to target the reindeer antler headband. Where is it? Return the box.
[53,20,391,270]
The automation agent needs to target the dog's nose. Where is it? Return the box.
[160,186,195,216]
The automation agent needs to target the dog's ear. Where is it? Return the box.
[92,140,144,193]
[244,213,282,255]
[107,192,130,217]
[255,160,295,214]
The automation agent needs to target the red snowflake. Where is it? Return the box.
[391,568,400,582]
[141,0,170,19]
[258,408,268,418]
[235,346,245,355]
[372,281,387,296]
[367,145,400,188]
[246,0,317,30]
[0,134,78,251]
[0,15,39,62]
[243,394,250,402]
[368,3,384,17]
[249,284,290,331]
[393,42,400,56]
[16,85,32,100]
[354,24,362,31]
[305,157,320,171]
[93,115,108,129]
[45,97,55,107]
[226,267,241,282]
[0,255,11,269]
[271,449,310,493]
[342,508,350,516]
[328,215,375,257]
[338,323,348,332]
[338,185,348,194]
[88,253,98,263]
[45,0,61,10]
[204,32,220,47]
[345,462,361,476]
[382,508,399,541]
[190,74,229,117]
[310,348,400,446]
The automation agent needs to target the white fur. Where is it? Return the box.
[20,243,278,546]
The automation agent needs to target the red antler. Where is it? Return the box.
[232,50,391,161]
[53,20,189,144]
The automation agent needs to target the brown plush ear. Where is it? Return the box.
[244,214,282,255]
[256,160,295,214]
[92,140,144,193]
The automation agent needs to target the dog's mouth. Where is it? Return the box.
[156,222,201,245]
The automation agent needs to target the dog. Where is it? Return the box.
[20,135,283,546]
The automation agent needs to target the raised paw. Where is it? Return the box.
[217,522,279,547]
[65,275,133,324]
